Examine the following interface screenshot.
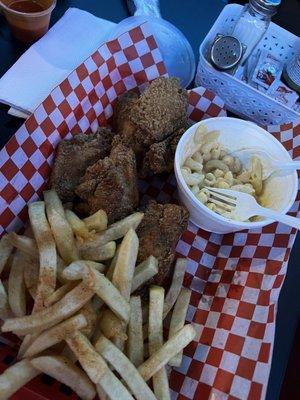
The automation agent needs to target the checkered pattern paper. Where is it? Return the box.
[139,123,300,400]
[0,21,299,400]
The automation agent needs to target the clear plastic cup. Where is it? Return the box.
[0,0,56,42]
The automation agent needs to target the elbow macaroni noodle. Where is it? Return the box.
[181,128,264,220]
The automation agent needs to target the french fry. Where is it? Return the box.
[96,309,127,342]
[83,209,108,232]
[80,302,97,338]
[163,258,187,318]
[8,250,26,317]
[44,282,77,307]
[31,355,96,400]
[8,236,38,356]
[65,209,91,239]
[21,252,67,287]
[95,335,157,400]
[0,359,39,400]
[18,232,47,349]
[85,261,106,272]
[105,245,120,281]
[8,232,38,258]
[142,258,188,340]
[62,263,130,322]
[24,314,87,358]
[0,280,12,320]
[66,330,107,383]
[79,212,144,252]
[131,256,158,293]
[61,260,106,281]
[108,254,158,293]
[23,255,39,299]
[44,190,79,263]
[2,281,94,335]
[18,229,46,354]
[0,234,13,274]
[111,229,139,348]
[96,289,146,346]
[97,369,134,400]
[81,241,116,262]
[149,286,170,400]
[112,229,139,300]
[127,296,143,367]
[168,288,191,366]
[138,324,196,381]
[28,201,57,309]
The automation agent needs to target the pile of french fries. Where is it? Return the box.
[0,190,195,400]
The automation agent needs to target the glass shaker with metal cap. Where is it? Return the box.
[232,0,281,64]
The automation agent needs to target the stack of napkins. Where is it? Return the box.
[0,8,116,118]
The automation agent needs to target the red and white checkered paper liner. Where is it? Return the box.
[0,22,299,400]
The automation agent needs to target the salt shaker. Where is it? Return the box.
[232,0,281,64]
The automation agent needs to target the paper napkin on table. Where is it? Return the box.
[0,8,116,117]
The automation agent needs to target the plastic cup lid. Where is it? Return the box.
[108,16,195,88]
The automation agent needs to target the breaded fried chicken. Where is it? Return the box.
[130,77,188,146]
[113,77,188,172]
[50,128,114,203]
[75,142,139,223]
[136,201,189,286]
[113,91,143,155]
[141,126,188,176]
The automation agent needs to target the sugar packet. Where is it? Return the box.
[251,50,283,89]
[267,79,299,107]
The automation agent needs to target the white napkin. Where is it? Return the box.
[0,8,116,116]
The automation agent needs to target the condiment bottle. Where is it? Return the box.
[232,0,281,64]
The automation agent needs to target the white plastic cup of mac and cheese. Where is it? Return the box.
[174,117,298,234]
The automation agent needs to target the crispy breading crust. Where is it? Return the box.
[136,201,189,286]
[75,142,139,223]
[50,128,114,203]
[113,77,188,173]
[141,126,188,176]
[131,77,188,146]
[113,91,142,153]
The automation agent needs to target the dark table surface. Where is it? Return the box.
[0,1,299,399]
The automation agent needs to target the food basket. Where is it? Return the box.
[195,3,300,125]
[0,21,299,400]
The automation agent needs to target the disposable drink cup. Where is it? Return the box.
[0,0,56,42]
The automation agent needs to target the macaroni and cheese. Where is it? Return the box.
[181,126,264,220]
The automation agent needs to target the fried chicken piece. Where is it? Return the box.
[50,128,114,203]
[113,91,143,154]
[141,126,188,176]
[136,201,189,286]
[75,142,139,223]
[114,77,188,149]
